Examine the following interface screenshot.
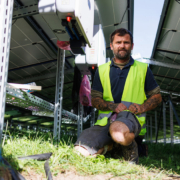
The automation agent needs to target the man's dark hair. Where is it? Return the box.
[110,28,133,44]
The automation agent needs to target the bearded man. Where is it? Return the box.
[74,28,162,164]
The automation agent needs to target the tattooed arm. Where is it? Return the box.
[91,97,127,113]
[128,93,162,114]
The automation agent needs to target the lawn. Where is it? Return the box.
[2,130,180,180]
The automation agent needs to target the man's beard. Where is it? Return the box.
[113,49,131,60]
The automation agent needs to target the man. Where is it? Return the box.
[74,28,162,164]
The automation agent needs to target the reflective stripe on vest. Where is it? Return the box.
[95,60,148,136]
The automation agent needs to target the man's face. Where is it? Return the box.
[110,34,134,60]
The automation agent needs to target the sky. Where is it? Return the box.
[133,0,164,59]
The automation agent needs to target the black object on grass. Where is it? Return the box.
[18,152,53,180]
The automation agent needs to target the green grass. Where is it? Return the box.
[2,130,180,179]
[139,143,180,174]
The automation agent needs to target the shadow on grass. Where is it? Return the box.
[139,143,180,174]
[2,153,22,172]
[104,143,180,174]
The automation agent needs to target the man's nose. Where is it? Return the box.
[119,43,125,48]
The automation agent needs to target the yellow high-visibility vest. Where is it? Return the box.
[95,60,147,136]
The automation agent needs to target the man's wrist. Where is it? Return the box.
[108,103,119,112]
[140,104,145,114]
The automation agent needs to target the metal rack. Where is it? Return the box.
[6,82,95,137]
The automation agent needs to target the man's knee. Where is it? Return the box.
[109,121,135,146]
[74,146,90,157]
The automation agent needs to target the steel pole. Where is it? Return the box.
[155,111,157,142]
[77,102,84,138]
[146,119,149,142]
[0,0,14,145]
[163,102,166,145]
[53,49,65,141]
[169,95,174,146]
[150,116,152,143]
[90,108,95,127]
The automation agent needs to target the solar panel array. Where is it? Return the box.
[8,0,132,111]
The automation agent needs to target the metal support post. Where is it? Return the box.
[77,102,84,138]
[145,127,147,141]
[163,102,166,145]
[0,0,14,144]
[53,49,65,141]
[169,94,174,146]
[155,111,157,141]
[150,116,152,143]
[146,119,149,142]
[90,108,95,127]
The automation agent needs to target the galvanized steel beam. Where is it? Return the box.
[0,0,14,144]
[163,102,166,145]
[13,3,39,20]
[10,69,74,83]
[156,48,180,55]
[161,89,180,97]
[77,102,84,138]
[155,111,158,140]
[53,49,65,141]
[169,94,174,146]
[150,116,152,143]
[137,59,180,70]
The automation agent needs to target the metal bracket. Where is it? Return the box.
[13,4,39,20]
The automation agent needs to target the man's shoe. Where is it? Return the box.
[121,140,139,164]
[111,142,123,159]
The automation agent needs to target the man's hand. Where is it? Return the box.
[128,94,162,115]
[91,97,127,112]
[128,103,144,115]
[114,103,127,113]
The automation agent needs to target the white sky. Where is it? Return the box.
[133,0,164,58]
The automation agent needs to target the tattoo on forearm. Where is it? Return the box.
[142,94,162,113]
[91,97,118,111]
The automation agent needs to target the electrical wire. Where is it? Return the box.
[158,29,177,44]
[114,1,129,26]
[175,0,180,4]
[33,42,56,60]
[12,19,17,25]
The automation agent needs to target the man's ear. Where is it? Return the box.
[110,43,113,50]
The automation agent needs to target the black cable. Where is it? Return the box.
[175,0,180,4]
[12,19,17,25]
[114,2,129,26]
[158,29,177,44]
[33,42,56,60]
